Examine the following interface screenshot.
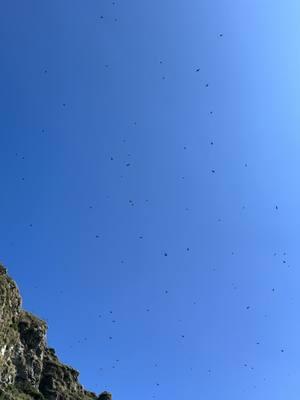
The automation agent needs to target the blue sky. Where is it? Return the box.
[1,1,300,399]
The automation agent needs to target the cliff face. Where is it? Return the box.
[0,265,111,400]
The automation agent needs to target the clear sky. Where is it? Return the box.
[1,1,300,399]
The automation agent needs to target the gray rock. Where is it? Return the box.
[98,392,112,400]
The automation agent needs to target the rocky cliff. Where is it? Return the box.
[0,265,111,400]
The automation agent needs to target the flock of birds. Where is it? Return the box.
[18,36,289,399]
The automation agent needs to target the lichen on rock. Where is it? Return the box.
[0,264,111,400]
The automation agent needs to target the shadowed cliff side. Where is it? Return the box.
[0,265,112,400]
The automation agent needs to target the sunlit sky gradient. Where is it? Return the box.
[1,1,300,399]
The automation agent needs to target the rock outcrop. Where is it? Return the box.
[0,264,111,400]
